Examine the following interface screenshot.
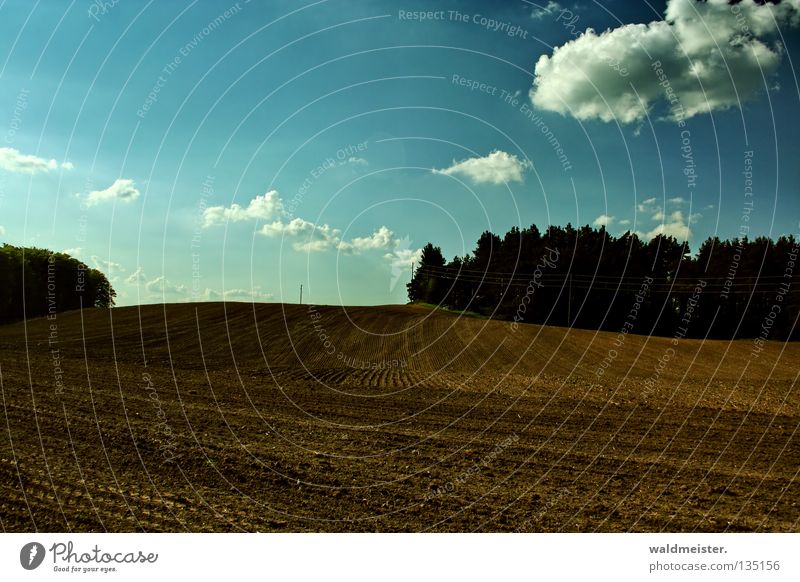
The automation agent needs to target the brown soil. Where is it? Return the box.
[0,302,797,532]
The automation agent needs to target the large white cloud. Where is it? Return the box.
[202,190,283,227]
[86,179,140,206]
[530,0,800,123]
[0,147,72,174]
[432,150,531,184]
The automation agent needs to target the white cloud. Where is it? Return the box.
[91,255,125,274]
[261,217,342,252]
[204,190,407,262]
[384,235,422,292]
[531,1,562,20]
[125,267,187,298]
[341,225,394,253]
[0,225,5,236]
[637,197,658,213]
[345,156,368,166]
[145,275,186,296]
[432,150,531,184]
[196,288,221,301]
[593,214,615,227]
[61,247,82,257]
[628,196,706,240]
[618,219,631,226]
[644,221,691,241]
[202,190,284,227]
[222,288,273,301]
[261,218,397,255]
[86,179,140,206]
[639,208,703,241]
[0,147,72,174]
[125,272,274,303]
[125,266,148,285]
[184,287,274,303]
[530,0,800,124]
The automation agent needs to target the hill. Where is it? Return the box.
[0,302,797,532]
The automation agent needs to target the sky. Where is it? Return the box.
[0,0,798,306]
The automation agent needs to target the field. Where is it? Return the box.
[0,302,797,532]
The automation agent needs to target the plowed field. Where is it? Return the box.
[0,302,797,532]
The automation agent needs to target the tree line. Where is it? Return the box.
[0,244,116,324]
[407,224,799,340]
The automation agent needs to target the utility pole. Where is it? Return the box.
[299,284,303,305]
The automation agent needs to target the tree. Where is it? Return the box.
[406,224,798,339]
[0,244,116,324]
[407,243,446,304]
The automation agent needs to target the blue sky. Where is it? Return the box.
[0,0,798,306]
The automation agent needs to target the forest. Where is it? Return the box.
[0,244,116,324]
[407,224,799,340]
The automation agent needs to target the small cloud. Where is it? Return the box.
[530,1,562,20]
[145,275,186,296]
[341,225,394,253]
[644,222,691,241]
[222,287,273,301]
[198,288,221,301]
[705,204,715,210]
[0,147,72,174]
[262,217,400,255]
[640,208,694,241]
[203,190,284,227]
[593,214,615,227]
[86,179,140,206]
[187,287,273,302]
[261,217,342,252]
[344,156,368,166]
[637,197,658,212]
[125,266,148,285]
[91,255,125,274]
[0,225,5,236]
[618,219,631,226]
[432,150,531,185]
[667,197,686,205]
[385,235,421,292]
